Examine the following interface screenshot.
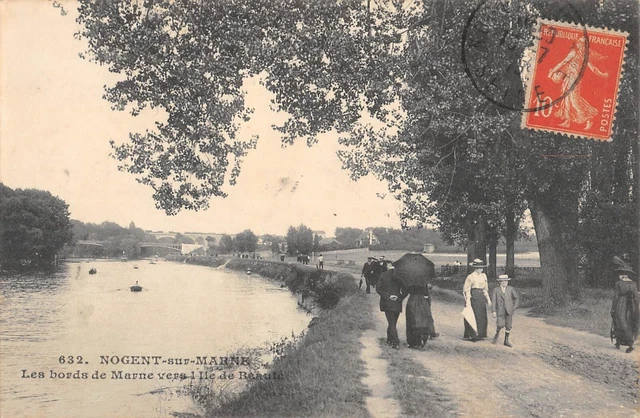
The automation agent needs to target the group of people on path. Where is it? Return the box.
[462,259,519,347]
[360,256,391,293]
[368,254,639,353]
[364,256,438,349]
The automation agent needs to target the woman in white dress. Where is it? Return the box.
[463,259,492,341]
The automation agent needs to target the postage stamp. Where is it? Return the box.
[521,20,629,141]
[461,0,589,112]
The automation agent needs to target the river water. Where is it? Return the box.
[0,260,311,418]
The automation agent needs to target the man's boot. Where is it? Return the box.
[492,328,501,344]
[504,331,512,348]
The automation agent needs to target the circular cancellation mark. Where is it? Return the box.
[461,0,589,112]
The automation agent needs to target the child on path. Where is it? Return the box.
[491,274,520,347]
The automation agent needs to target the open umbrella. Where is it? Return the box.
[392,253,435,288]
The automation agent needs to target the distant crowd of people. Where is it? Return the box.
[289,252,323,269]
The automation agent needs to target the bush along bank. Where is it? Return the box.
[225,258,356,310]
[195,258,374,417]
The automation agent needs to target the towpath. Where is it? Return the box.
[334,267,638,418]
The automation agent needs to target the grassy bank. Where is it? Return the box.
[169,258,375,416]
[205,292,374,417]
[528,288,614,338]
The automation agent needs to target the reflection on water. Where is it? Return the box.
[0,260,310,418]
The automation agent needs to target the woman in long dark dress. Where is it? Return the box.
[611,265,639,353]
[405,284,438,348]
[463,259,492,341]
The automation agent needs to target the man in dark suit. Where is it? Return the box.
[491,274,520,347]
[376,267,406,349]
[361,256,378,294]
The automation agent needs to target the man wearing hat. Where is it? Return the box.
[361,256,378,294]
[376,265,406,349]
[491,274,520,347]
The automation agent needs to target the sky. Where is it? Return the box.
[0,0,402,237]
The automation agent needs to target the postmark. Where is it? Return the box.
[521,20,628,141]
[462,0,590,112]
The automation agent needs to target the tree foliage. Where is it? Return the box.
[234,229,258,253]
[0,184,73,267]
[286,224,314,255]
[72,0,638,305]
[70,219,158,258]
[220,234,234,253]
[334,227,364,248]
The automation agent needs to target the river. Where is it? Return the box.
[0,260,311,418]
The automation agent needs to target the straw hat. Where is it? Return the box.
[497,274,511,281]
[469,258,487,268]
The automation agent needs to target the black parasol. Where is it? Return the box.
[392,253,435,287]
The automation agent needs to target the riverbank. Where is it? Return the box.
[214,259,374,416]
[164,256,375,417]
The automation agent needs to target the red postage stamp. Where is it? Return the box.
[521,20,628,141]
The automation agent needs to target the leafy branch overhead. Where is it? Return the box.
[76,0,406,214]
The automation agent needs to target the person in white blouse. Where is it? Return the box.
[463,259,492,341]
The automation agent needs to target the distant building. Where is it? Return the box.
[313,230,328,239]
[319,237,343,251]
[355,229,380,248]
[422,243,436,254]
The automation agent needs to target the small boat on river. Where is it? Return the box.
[130,281,143,292]
[133,265,139,269]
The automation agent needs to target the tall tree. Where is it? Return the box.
[0,186,73,267]
[220,234,234,253]
[235,229,258,253]
[286,224,314,255]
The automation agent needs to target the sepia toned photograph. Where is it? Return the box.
[1,0,638,417]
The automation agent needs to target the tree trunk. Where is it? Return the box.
[634,135,640,280]
[505,208,517,278]
[466,221,475,273]
[530,201,580,307]
[474,220,487,264]
[488,230,498,280]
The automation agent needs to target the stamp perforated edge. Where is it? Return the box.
[520,18,629,142]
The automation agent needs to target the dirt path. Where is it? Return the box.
[359,292,404,418]
[331,266,638,417]
[395,296,638,417]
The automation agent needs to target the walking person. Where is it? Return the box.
[463,259,492,341]
[371,255,390,288]
[491,274,520,348]
[317,254,324,269]
[405,283,439,349]
[376,266,406,349]
[361,256,378,294]
[611,265,639,353]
